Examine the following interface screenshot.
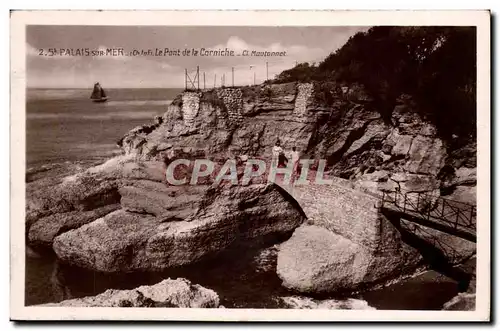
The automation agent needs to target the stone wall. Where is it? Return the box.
[216,88,243,124]
[293,83,313,116]
[181,92,201,127]
[281,183,383,250]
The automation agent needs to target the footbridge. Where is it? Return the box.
[380,191,477,243]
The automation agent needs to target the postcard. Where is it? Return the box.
[10,10,490,321]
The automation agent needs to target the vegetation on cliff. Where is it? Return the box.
[271,26,476,146]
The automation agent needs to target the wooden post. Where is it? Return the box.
[196,66,200,90]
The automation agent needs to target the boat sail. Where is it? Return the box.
[90,82,108,103]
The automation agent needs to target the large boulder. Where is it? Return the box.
[404,135,446,176]
[28,204,120,247]
[26,172,122,246]
[53,183,305,272]
[276,225,421,294]
[26,175,120,225]
[38,278,219,308]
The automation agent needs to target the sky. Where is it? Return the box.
[26,26,369,88]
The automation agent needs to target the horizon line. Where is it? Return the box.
[26,86,186,89]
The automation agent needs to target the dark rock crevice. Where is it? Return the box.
[326,119,377,166]
[383,212,474,290]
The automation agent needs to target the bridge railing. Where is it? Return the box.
[381,190,476,233]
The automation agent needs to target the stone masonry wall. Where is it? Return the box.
[281,183,383,250]
[293,83,313,116]
[216,88,243,124]
[181,92,202,127]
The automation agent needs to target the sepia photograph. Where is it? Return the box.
[10,10,490,321]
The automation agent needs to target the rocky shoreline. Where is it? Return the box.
[37,278,220,308]
[26,83,476,309]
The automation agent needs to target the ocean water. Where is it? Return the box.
[26,88,182,169]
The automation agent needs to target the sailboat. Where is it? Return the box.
[90,82,108,103]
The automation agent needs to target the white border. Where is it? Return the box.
[10,10,491,321]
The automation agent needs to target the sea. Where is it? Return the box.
[25,88,463,309]
[26,88,182,170]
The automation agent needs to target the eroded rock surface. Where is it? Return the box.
[38,278,219,308]
[442,293,476,311]
[113,84,475,203]
[53,183,305,272]
[279,295,375,310]
[276,224,421,294]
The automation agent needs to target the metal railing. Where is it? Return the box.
[381,190,476,234]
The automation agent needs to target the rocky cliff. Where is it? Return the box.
[119,82,476,204]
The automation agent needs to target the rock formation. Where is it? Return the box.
[38,278,220,308]
[26,82,476,299]
[117,83,475,204]
[51,180,304,272]
[442,258,476,311]
[276,182,475,294]
[442,293,476,311]
[279,295,375,310]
